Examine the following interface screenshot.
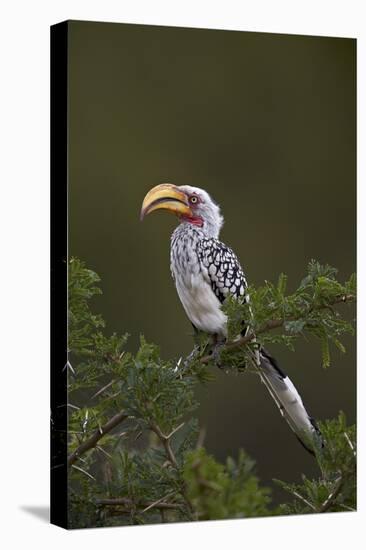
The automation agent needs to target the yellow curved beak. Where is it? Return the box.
[140,183,192,221]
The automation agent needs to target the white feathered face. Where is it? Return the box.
[177,185,224,237]
[141,183,223,238]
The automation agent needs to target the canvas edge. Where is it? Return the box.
[50,20,69,530]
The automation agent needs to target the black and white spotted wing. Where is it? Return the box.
[198,238,248,304]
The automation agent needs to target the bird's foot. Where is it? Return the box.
[209,341,226,369]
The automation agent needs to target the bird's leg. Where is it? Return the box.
[183,325,205,369]
[184,323,213,367]
[209,334,227,369]
[191,323,201,347]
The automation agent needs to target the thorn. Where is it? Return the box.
[71,464,96,480]
[166,422,185,440]
[63,360,75,374]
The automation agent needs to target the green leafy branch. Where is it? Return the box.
[199,260,356,369]
[276,412,356,515]
[65,258,356,528]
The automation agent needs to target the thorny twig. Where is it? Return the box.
[149,420,194,516]
[289,488,317,511]
[319,476,343,513]
[141,491,178,514]
[68,411,129,466]
[95,496,183,512]
[150,421,179,468]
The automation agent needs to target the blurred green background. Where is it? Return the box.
[68,21,356,503]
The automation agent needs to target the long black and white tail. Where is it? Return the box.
[258,348,324,455]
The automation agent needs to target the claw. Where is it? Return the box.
[210,341,226,368]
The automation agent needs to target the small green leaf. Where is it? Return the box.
[321,334,331,368]
[277,273,287,295]
[334,339,346,354]
[284,319,306,334]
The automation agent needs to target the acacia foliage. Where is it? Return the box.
[66,258,356,528]
[221,260,356,369]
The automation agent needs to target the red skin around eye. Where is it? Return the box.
[179,193,204,226]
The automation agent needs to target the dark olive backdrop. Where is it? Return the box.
[68,21,356,503]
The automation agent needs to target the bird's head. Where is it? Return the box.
[140,183,223,238]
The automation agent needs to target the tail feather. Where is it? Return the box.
[258,348,323,455]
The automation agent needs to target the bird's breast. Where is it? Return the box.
[170,236,227,336]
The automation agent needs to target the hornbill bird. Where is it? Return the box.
[141,183,323,455]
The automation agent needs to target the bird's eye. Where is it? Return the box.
[190,196,198,204]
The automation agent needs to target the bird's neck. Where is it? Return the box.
[172,221,219,242]
[171,223,203,245]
